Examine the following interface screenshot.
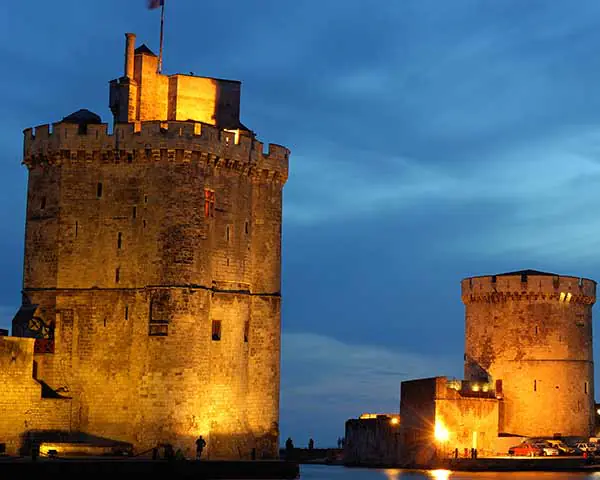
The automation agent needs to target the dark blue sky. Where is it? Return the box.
[3,0,600,447]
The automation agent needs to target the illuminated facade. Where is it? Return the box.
[398,269,596,466]
[463,270,596,437]
[0,33,289,458]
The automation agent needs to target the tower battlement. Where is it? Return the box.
[461,271,596,305]
[23,120,289,182]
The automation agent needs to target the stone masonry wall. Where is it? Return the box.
[462,273,596,437]
[14,115,288,458]
[0,337,71,455]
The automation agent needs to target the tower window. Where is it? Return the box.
[244,321,249,343]
[40,197,46,210]
[204,189,215,218]
[97,182,103,198]
[133,206,137,219]
[534,380,537,392]
[144,194,148,204]
[245,221,249,235]
[491,275,497,284]
[125,305,129,320]
[75,221,78,237]
[115,267,120,284]
[226,225,230,242]
[521,273,527,283]
[211,320,222,341]
[117,232,122,249]
[535,326,538,335]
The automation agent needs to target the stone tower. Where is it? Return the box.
[461,269,596,438]
[13,33,289,458]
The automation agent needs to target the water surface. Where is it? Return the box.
[299,464,600,480]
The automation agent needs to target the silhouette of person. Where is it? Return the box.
[285,437,294,451]
[195,435,207,460]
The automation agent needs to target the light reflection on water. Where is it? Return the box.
[299,464,600,480]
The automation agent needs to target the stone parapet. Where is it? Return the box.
[461,273,596,305]
[23,121,289,183]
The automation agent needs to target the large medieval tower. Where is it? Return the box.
[12,33,289,458]
[462,270,596,438]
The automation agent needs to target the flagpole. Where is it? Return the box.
[158,0,165,73]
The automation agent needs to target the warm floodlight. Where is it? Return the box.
[434,422,449,442]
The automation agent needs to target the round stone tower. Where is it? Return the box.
[461,269,596,438]
[14,34,288,458]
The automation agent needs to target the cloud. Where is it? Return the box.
[280,332,460,444]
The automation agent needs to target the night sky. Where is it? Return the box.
[3,0,600,447]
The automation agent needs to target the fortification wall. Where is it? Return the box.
[462,273,596,437]
[0,337,71,455]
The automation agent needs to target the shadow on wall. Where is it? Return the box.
[464,354,491,382]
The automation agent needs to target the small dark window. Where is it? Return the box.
[144,195,148,204]
[212,320,222,341]
[75,221,78,237]
[521,273,528,283]
[115,267,120,283]
[103,318,107,327]
[245,221,249,235]
[491,275,497,284]
[133,206,137,219]
[40,197,46,210]
[534,380,537,392]
[127,153,133,163]
[97,182,103,198]
[226,226,230,242]
[143,220,147,229]
[125,305,129,320]
[244,321,249,343]
[535,326,538,335]
[117,232,122,249]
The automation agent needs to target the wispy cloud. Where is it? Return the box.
[280,332,460,444]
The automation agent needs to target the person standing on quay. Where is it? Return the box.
[196,435,207,460]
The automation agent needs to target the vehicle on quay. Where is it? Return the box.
[575,443,599,453]
[531,442,560,456]
[545,439,578,455]
[508,443,543,457]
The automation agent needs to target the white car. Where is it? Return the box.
[533,443,560,456]
[576,443,598,453]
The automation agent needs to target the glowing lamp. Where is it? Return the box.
[434,422,449,442]
[390,417,399,426]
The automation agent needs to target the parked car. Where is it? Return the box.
[508,443,543,457]
[532,443,560,456]
[576,443,598,453]
[546,439,577,455]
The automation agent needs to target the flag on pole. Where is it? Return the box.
[147,0,164,9]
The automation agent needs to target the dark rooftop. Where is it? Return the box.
[135,44,156,56]
[496,269,557,277]
[61,109,102,125]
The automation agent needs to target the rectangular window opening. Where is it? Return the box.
[144,194,148,204]
[125,305,129,320]
[212,320,222,341]
[204,189,215,218]
[535,326,538,335]
[534,379,537,392]
[226,225,230,242]
[244,321,249,343]
[117,232,122,249]
[245,221,249,235]
[115,267,120,284]
[491,275,497,284]
[75,221,78,237]
[585,382,589,394]
[149,321,168,336]
[97,182,103,198]
[40,197,46,210]
[133,206,137,219]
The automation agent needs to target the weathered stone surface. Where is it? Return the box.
[462,272,596,437]
[1,33,288,459]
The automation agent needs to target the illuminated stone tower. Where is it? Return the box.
[461,270,596,438]
[14,33,288,458]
